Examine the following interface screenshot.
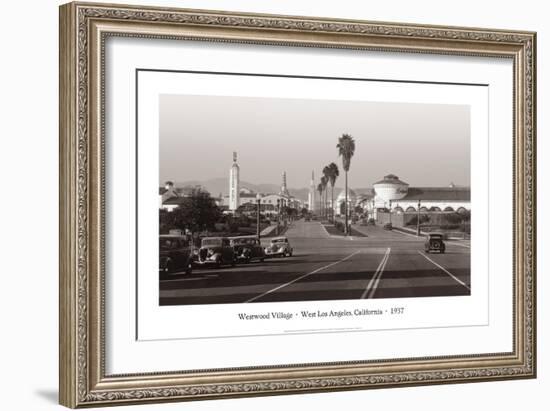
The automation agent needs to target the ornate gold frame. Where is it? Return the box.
[59,1,536,408]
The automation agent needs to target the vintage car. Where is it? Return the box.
[196,237,235,267]
[230,236,265,263]
[159,235,193,277]
[424,233,446,254]
[264,236,293,258]
[383,222,393,230]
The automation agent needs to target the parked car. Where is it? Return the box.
[196,237,235,268]
[159,235,193,277]
[264,237,293,258]
[424,233,446,254]
[230,236,265,263]
[383,223,393,230]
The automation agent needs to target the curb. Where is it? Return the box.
[320,223,356,240]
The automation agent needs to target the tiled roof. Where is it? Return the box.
[402,187,470,201]
[374,174,409,186]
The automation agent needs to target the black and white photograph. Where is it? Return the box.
[157,90,472,306]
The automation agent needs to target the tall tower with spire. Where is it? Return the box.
[229,152,240,211]
[280,171,290,197]
[308,170,316,212]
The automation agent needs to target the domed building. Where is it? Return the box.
[373,174,409,202]
[370,173,471,222]
[334,188,357,216]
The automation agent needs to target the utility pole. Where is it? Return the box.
[416,199,421,236]
[256,193,261,241]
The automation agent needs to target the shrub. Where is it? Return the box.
[334,221,345,232]
[407,214,430,226]
[442,213,462,225]
[440,224,460,230]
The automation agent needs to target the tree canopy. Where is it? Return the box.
[336,133,356,172]
[160,188,221,234]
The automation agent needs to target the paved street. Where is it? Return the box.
[159,221,470,305]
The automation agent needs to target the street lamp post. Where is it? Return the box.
[276,198,281,235]
[256,193,261,241]
[416,199,421,236]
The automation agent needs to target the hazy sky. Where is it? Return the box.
[159,94,470,189]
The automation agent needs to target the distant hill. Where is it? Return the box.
[288,188,310,202]
[171,179,375,202]
[174,178,311,201]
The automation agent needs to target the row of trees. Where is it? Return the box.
[315,133,356,234]
[316,162,339,222]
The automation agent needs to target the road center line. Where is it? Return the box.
[368,248,391,299]
[417,251,471,290]
[361,247,390,299]
[245,250,362,303]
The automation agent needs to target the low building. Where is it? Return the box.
[334,188,358,216]
[159,183,221,211]
[221,172,301,213]
[159,181,178,207]
[371,174,470,220]
[161,196,187,212]
[237,202,277,217]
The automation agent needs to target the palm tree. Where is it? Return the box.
[327,162,339,222]
[317,182,324,218]
[336,133,356,235]
[320,176,328,220]
[322,166,331,220]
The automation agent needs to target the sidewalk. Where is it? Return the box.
[260,224,278,236]
[392,225,471,247]
[260,222,291,237]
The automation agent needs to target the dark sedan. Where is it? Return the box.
[230,236,265,263]
[424,233,446,254]
[159,235,194,277]
[264,236,293,258]
[196,237,236,268]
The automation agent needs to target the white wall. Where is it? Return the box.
[0,0,546,410]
